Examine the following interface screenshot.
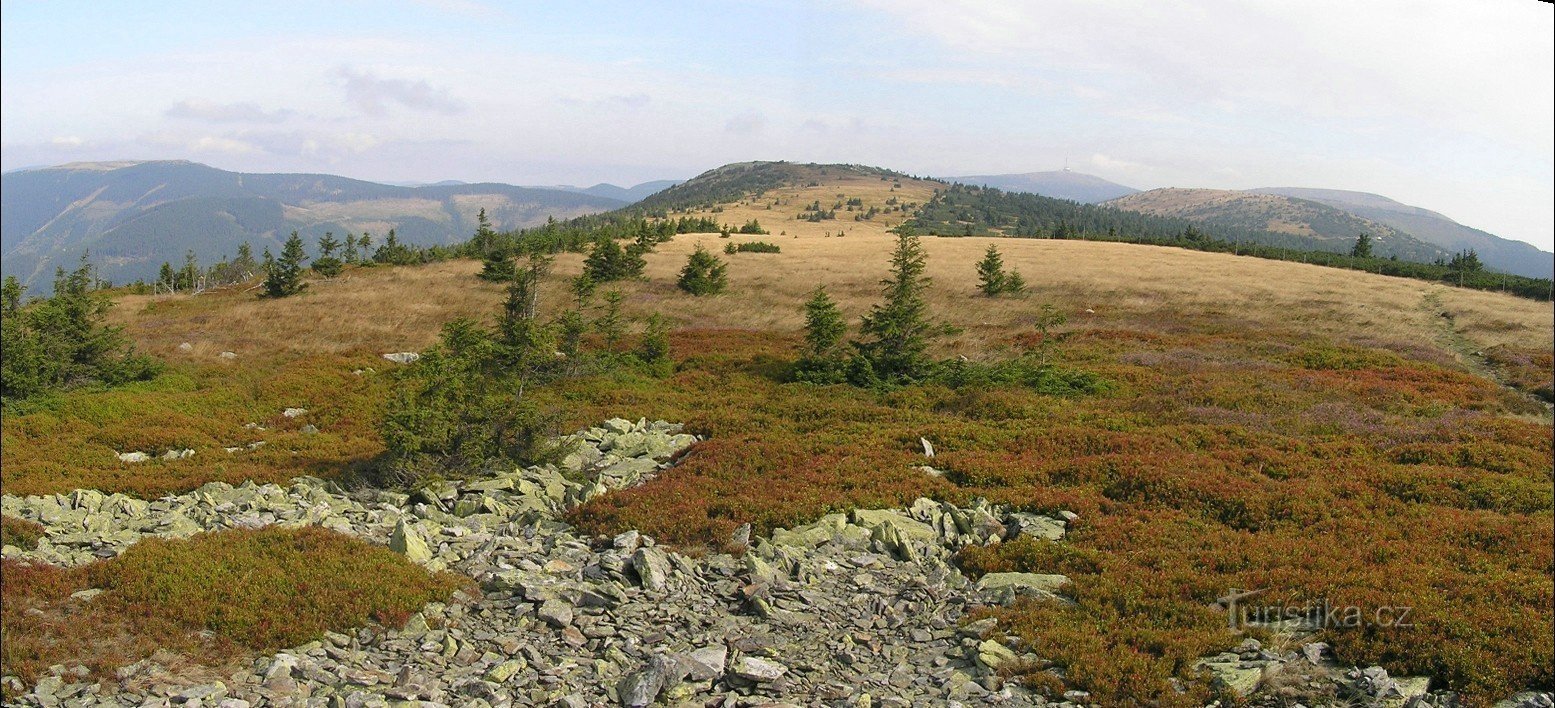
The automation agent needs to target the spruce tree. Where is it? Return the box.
[178,250,199,291]
[496,256,554,370]
[638,312,670,366]
[794,287,847,384]
[472,208,498,254]
[264,232,308,298]
[802,287,845,360]
[852,231,937,384]
[313,232,344,277]
[1351,233,1374,259]
[1003,268,1026,295]
[976,245,1007,296]
[676,244,728,295]
[584,238,629,282]
[232,242,257,276]
[479,251,517,282]
[158,262,178,292]
[596,290,626,348]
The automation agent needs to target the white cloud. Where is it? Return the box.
[334,67,465,116]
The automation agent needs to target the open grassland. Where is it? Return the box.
[5,229,1553,704]
[1,527,466,694]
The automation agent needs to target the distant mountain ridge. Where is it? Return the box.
[547,180,681,204]
[1,160,627,286]
[1251,187,1552,279]
[1104,188,1445,261]
[948,170,1139,204]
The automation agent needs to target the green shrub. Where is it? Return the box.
[677,244,729,296]
[1,262,162,406]
[730,241,782,254]
[377,318,563,485]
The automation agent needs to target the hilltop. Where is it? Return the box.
[0,161,627,287]
[948,169,1139,204]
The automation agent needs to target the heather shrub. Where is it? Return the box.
[84,527,466,650]
[1,516,45,550]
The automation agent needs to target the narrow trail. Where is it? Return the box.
[1420,290,1553,416]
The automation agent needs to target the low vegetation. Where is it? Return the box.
[2,194,1550,703]
[1,516,46,550]
[0,527,465,691]
[724,241,782,254]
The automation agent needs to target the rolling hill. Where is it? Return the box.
[948,169,1139,203]
[0,161,628,287]
[1105,188,1446,261]
[549,180,682,203]
[1252,187,1553,279]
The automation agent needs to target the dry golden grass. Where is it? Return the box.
[113,230,1552,379]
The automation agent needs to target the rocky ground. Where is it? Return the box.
[3,419,1551,708]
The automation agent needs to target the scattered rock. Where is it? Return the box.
[219,351,238,359]
[382,352,420,365]
[733,657,788,682]
[116,451,151,463]
[537,598,574,628]
[282,407,307,418]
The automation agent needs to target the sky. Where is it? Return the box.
[2,0,1552,251]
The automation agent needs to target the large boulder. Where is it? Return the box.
[976,572,1070,603]
[389,519,432,564]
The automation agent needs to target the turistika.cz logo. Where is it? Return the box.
[1219,589,1415,630]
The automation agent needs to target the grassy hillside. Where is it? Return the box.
[912,184,1552,300]
[1255,187,1555,280]
[635,161,924,214]
[1106,187,1442,261]
[4,166,1552,703]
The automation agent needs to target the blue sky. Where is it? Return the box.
[3,0,1551,250]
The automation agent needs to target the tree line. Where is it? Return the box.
[909,184,1552,301]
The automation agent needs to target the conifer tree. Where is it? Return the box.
[676,244,728,295]
[479,251,517,282]
[264,232,308,298]
[497,256,553,370]
[596,290,626,348]
[976,245,1007,296]
[313,232,344,277]
[178,250,199,291]
[1351,233,1374,259]
[158,262,178,292]
[794,287,847,384]
[638,312,670,366]
[851,230,936,384]
[232,242,257,276]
